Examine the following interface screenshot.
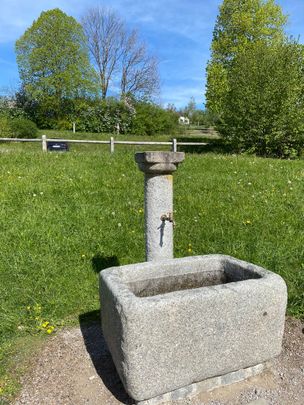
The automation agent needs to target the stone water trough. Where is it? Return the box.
[99,152,287,403]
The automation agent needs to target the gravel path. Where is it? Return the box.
[15,317,304,405]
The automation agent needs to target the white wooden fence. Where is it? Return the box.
[0,135,208,153]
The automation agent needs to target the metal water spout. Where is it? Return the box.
[135,151,185,261]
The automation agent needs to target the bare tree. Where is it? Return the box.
[82,6,159,100]
[82,6,125,99]
[120,30,159,100]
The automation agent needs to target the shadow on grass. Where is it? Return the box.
[176,136,234,155]
[91,254,120,273]
[79,311,133,404]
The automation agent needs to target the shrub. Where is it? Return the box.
[56,119,73,131]
[76,99,133,134]
[0,115,13,137]
[130,103,179,136]
[9,118,38,138]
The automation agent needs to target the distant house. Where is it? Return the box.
[178,116,190,125]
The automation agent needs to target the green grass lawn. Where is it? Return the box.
[0,141,303,400]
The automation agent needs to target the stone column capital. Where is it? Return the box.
[135,151,185,174]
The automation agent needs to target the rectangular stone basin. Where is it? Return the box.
[99,254,287,402]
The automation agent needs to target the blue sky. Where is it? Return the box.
[0,0,304,108]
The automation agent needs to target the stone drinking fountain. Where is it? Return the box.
[99,152,287,404]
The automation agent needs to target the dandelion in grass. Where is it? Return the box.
[243,220,252,226]
[46,326,55,334]
[33,304,41,312]
[138,208,143,214]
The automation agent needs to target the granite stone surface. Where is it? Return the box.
[135,151,185,261]
[144,173,174,261]
[99,254,287,402]
[135,151,185,174]
[137,363,268,405]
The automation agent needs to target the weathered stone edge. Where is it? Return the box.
[137,362,270,405]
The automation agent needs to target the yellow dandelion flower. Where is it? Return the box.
[42,321,49,328]
[243,220,252,225]
[33,304,41,312]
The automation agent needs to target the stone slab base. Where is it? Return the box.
[137,363,269,405]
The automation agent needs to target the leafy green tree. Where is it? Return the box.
[206,0,304,157]
[183,97,196,120]
[191,109,210,127]
[206,0,287,115]
[15,8,97,124]
[218,40,304,157]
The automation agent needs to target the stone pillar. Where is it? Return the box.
[135,151,185,261]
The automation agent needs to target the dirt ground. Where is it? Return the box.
[14,317,304,405]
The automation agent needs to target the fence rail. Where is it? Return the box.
[0,138,42,142]
[0,135,208,153]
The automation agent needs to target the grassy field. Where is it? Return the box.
[0,137,303,400]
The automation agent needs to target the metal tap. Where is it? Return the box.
[160,212,175,227]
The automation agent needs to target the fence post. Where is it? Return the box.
[110,137,115,153]
[172,138,177,152]
[42,135,47,152]
[72,122,76,133]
